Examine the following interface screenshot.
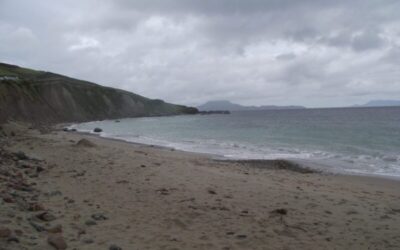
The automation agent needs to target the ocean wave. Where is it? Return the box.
[71,120,400,178]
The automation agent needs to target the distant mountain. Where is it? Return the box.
[355,100,400,107]
[0,62,197,123]
[198,100,306,111]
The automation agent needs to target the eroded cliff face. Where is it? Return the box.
[0,63,197,123]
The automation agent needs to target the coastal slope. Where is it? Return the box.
[0,62,197,123]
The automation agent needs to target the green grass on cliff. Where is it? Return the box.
[0,63,41,78]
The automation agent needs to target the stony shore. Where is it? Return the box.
[1,122,400,250]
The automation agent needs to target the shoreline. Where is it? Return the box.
[1,122,400,249]
[65,124,400,182]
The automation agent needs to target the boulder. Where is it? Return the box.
[93,128,102,133]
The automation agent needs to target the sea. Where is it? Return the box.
[70,107,400,178]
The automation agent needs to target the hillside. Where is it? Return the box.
[0,63,197,123]
[198,100,306,111]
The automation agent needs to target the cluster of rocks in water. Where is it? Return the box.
[63,127,103,133]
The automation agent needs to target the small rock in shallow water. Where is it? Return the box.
[93,128,102,133]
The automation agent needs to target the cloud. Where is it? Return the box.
[0,0,400,107]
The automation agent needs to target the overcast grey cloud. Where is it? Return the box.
[1,0,399,107]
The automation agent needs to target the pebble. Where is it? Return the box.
[207,189,217,195]
[85,220,97,226]
[109,244,123,250]
[3,195,15,203]
[47,225,62,234]
[14,151,29,160]
[7,235,19,243]
[36,212,57,222]
[271,208,288,215]
[82,238,94,244]
[36,166,45,172]
[0,227,11,238]
[29,221,46,232]
[48,191,63,197]
[14,230,23,236]
[28,203,45,211]
[91,213,108,221]
[236,234,247,239]
[47,234,67,250]
[17,160,34,169]
[77,228,86,237]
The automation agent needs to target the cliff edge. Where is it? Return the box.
[0,63,197,123]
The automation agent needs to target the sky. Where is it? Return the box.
[1,0,400,108]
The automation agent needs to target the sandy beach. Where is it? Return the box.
[1,122,400,250]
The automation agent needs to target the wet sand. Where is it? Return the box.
[1,122,400,250]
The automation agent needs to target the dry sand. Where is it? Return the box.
[1,122,400,250]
